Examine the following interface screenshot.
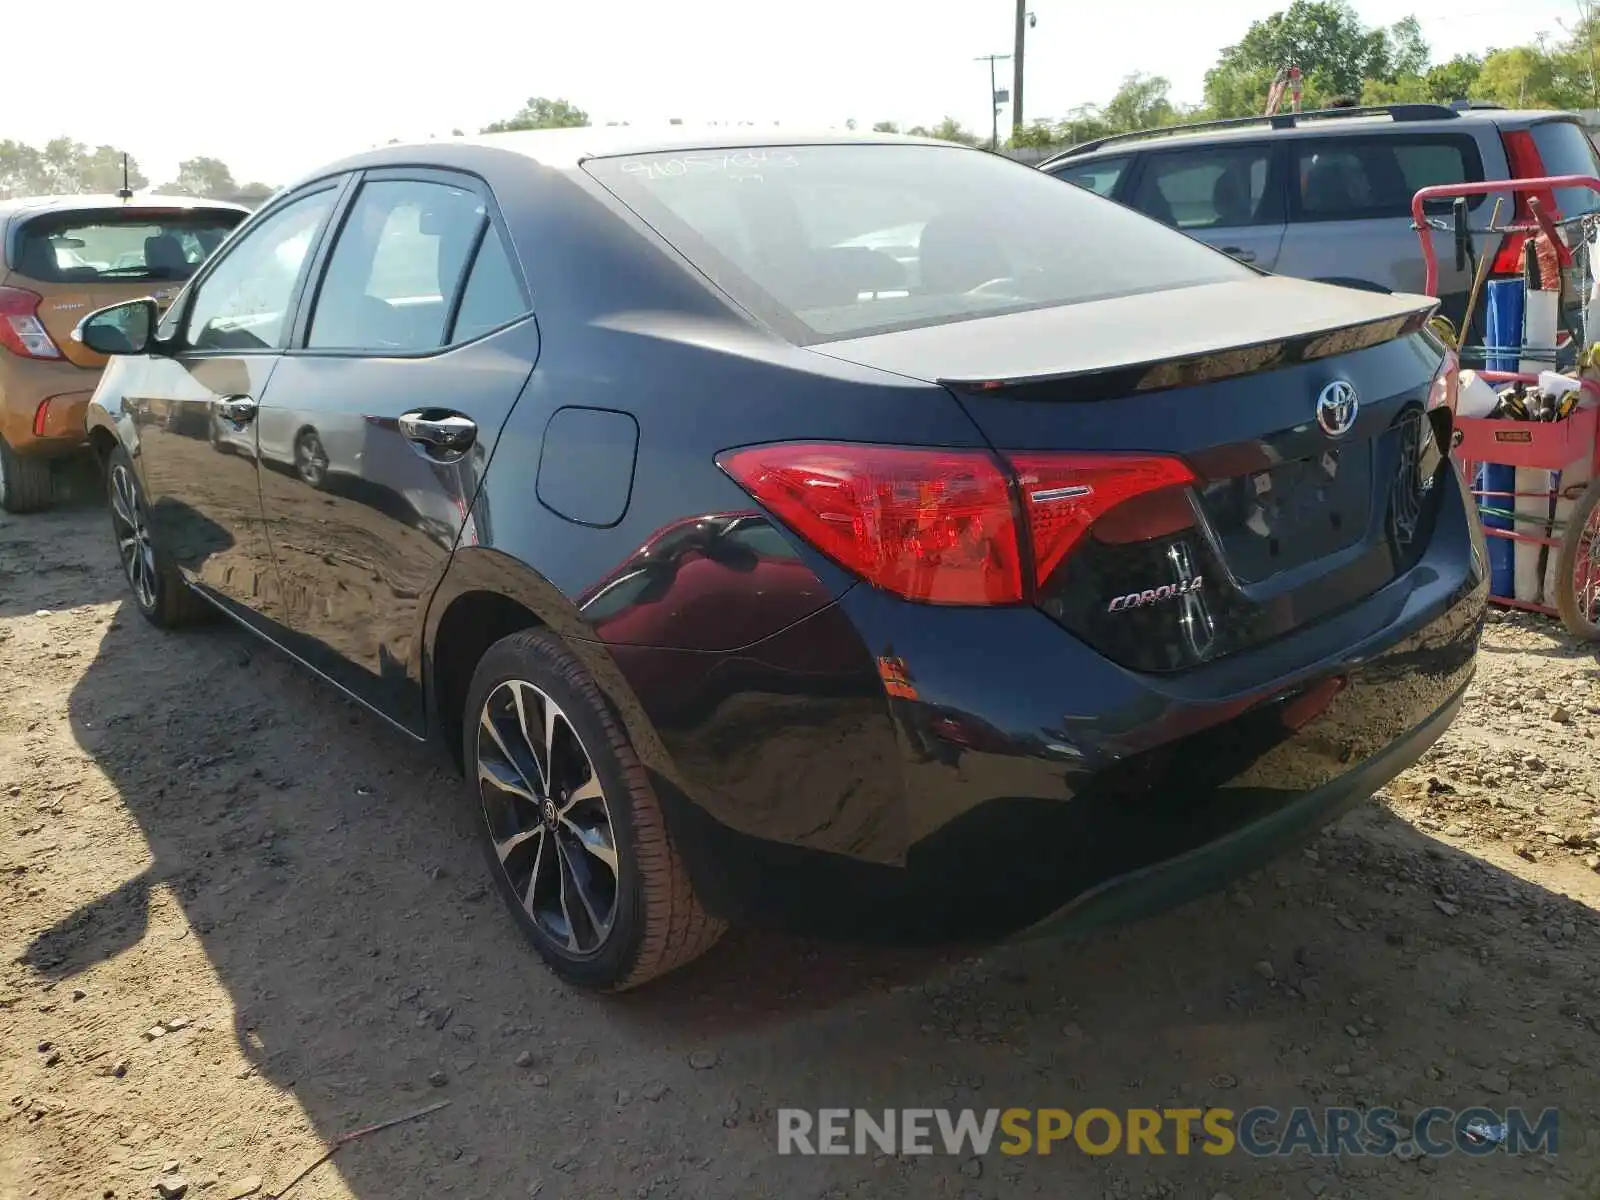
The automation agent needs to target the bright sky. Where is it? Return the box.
[25,0,1573,188]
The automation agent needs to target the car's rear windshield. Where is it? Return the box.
[584,143,1251,342]
[1528,119,1600,219]
[11,208,244,284]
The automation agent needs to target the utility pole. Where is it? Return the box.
[974,53,1012,150]
[1013,0,1027,137]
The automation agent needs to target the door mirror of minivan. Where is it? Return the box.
[75,298,158,357]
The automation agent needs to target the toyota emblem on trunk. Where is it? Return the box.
[1316,380,1359,438]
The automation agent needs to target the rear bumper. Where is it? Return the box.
[1018,674,1467,941]
[0,352,95,454]
[611,459,1486,944]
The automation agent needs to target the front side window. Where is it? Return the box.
[1130,146,1273,230]
[185,190,336,351]
[585,144,1249,343]
[307,178,487,352]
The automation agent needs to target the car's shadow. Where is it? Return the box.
[16,558,1600,1198]
[0,464,123,618]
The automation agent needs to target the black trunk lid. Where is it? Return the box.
[812,277,1447,672]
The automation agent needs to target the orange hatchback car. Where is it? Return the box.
[0,195,248,512]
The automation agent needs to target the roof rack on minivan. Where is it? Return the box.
[1040,102,1462,167]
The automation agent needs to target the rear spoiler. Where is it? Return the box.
[941,304,1438,403]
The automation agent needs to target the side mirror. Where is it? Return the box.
[74,298,158,357]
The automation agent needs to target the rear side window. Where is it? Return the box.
[449,223,527,343]
[1048,156,1129,197]
[308,178,487,353]
[584,144,1250,343]
[1129,146,1275,229]
[1527,120,1600,217]
[12,209,243,284]
[1292,135,1484,220]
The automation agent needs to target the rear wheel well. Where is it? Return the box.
[87,426,118,467]
[431,591,545,770]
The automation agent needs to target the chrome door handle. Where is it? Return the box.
[1220,246,1257,263]
[399,411,477,452]
[218,395,257,423]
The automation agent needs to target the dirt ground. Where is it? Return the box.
[3,491,1600,1200]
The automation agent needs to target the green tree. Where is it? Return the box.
[1476,45,1568,108]
[0,139,148,198]
[1554,16,1600,109]
[1008,118,1066,150]
[0,141,44,197]
[1204,1,1394,114]
[79,145,148,193]
[482,97,589,133]
[161,156,238,198]
[1385,16,1430,80]
[871,120,900,133]
[1102,73,1179,132]
[907,117,980,145]
[1426,53,1485,102]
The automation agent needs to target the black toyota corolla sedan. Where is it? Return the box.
[77,128,1486,991]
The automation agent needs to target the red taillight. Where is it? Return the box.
[0,287,63,360]
[33,399,51,437]
[716,443,1024,604]
[1008,452,1196,585]
[1490,130,1557,275]
[716,442,1196,605]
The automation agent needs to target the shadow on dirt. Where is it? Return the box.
[15,586,1600,1198]
[0,466,123,619]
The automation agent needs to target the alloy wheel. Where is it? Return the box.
[295,431,328,487]
[475,679,619,956]
[109,462,157,611]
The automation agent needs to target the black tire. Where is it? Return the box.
[1555,478,1600,640]
[104,445,211,629]
[464,629,724,990]
[0,435,54,514]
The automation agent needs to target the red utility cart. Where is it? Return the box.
[1411,175,1600,639]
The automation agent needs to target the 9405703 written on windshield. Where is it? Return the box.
[617,150,802,183]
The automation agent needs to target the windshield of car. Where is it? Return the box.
[584,143,1251,342]
[12,208,244,284]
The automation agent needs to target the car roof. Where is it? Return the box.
[1043,105,1584,166]
[292,126,967,186]
[0,193,251,220]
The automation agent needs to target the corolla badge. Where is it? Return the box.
[1316,380,1360,438]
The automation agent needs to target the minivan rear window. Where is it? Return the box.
[1528,120,1600,218]
[11,208,244,284]
[585,144,1251,342]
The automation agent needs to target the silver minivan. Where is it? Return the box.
[1040,103,1600,327]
